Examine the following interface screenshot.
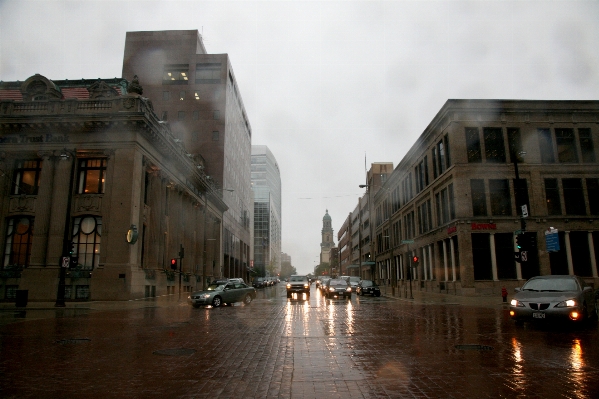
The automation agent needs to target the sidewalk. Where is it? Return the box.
[379,284,509,309]
[0,294,185,311]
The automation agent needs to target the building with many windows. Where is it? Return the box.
[345,100,599,296]
[122,30,252,281]
[251,145,282,277]
[0,74,227,301]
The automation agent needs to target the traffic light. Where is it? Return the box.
[170,258,178,270]
[69,241,75,255]
[412,256,419,265]
[516,234,524,250]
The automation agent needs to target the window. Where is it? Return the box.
[466,127,482,163]
[587,178,599,215]
[75,285,90,299]
[507,128,522,163]
[579,128,595,163]
[195,63,222,84]
[178,111,185,121]
[483,127,506,163]
[544,178,561,215]
[448,183,455,220]
[415,157,428,193]
[538,128,555,163]
[555,128,578,163]
[3,216,34,268]
[212,131,219,141]
[78,159,107,194]
[489,179,512,216]
[162,64,189,84]
[418,199,432,234]
[12,159,42,195]
[72,216,102,270]
[161,111,168,121]
[470,179,487,216]
[179,91,185,100]
[563,178,586,215]
[162,91,170,101]
[213,110,220,120]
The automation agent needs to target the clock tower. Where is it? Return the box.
[320,210,335,264]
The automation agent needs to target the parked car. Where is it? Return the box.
[509,275,597,323]
[188,281,256,308]
[286,275,310,298]
[356,279,381,296]
[348,276,361,292]
[252,277,266,289]
[323,278,351,299]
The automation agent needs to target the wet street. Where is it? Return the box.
[1,285,598,398]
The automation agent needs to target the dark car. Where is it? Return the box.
[509,275,597,323]
[286,275,310,298]
[356,279,381,296]
[319,277,331,293]
[252,277,266,289]
[323,278,351,299]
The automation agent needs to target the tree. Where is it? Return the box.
[280,258,296,279]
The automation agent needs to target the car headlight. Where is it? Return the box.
[346,287,352,292]
[200,294,211,299]
[304,284,309,288]
[556,299,577,307]
[329,287,335,292]
[510,299,525,307]
[286,283,291,289]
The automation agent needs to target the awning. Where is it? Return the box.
[346,265,360,269]
[361,261,375,266]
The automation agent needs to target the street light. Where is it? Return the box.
[55,149,76,307]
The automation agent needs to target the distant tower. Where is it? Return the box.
[320,210,335,264]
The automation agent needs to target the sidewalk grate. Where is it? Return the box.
[455,344,494,351]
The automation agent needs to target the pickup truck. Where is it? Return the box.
[286,275,310,298]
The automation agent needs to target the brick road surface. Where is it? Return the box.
[1,285,599,398]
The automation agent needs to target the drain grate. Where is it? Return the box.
[153,348,196,356]
[455,344,494,351]
[55,338,91,344]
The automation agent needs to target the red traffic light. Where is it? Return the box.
[412,256,419,263]
[170,258,178,270]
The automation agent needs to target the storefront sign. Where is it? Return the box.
[471,223,496,230]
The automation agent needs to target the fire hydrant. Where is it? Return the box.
[501,286,508,303]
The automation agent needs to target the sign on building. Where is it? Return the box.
[545,227,560,252]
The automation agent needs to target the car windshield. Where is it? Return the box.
[521,277,579,292]
[290,276,306,282]
[349,277,360,283]
[206,283,226,291]
[329,279,347,286]
[361,280,373,287]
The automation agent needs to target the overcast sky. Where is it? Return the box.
[1,1,598,275]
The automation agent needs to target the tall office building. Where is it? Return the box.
[251,145,282,276]
[122,30,252,279]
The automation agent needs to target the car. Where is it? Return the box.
[323,278,352,299]
[315,278,322,289]
[348,276,361,292]
[252,277,266,288]
[509,275,597,323]
[319,277,331,293]
[286,275,310,298]
[188,280,256,308]
[356,279,381,296]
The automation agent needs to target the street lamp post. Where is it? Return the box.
[55,149,76,307]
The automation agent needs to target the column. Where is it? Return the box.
[490,233,498,281]
[423,247,428,280]
[565,231,574,275]
[443,240,449,281]
[588,232,598,278]
[450,238,457,281]
[428,245,434,281]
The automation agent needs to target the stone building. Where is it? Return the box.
[0,74,227,301]
[320,210,335,265]
[122,30,252,282]
[369,99,599,296]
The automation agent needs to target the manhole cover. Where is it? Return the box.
[55,338,91,344]
[455,344,494,351]
[153,348,196,356]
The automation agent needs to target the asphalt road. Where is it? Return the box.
[1,285,598,398]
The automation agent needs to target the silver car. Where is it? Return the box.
[188,281,256,308]
[509,275,597,323]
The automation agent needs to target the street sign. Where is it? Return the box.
[545,227,560,252]
[521,204,529,218]
[401,240,414,244]
[61,257,70,268]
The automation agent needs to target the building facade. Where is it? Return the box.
[320,210,335,264]
[368,99,599,296]
[122,30,252,281]
[0,74,227,301]
[251,145,282,277]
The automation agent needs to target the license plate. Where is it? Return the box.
[532,312,545,319]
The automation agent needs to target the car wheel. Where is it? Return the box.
[212,296,222,307]
[243,294,252,305]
